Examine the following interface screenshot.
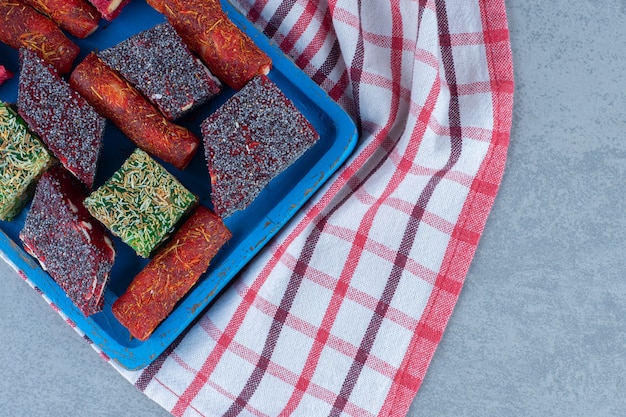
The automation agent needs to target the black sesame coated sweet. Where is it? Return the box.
[17,48,106,190]
[99,22,222,120]
[201,74,319,218]
[19,166,116,316]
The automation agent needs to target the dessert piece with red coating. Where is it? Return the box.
[201,74,319,218]
[112,205,231,341]
[18,48,106,190]
[0,65,13,86]
[0,1,79,75]
[20,0,101,39]
[86,0,129,21]
[99,22,222,121]
[69,53,200,170]
[147,0,271,90]
[19,165,116,316]
[83,149,198,258]
[0,102,54,221]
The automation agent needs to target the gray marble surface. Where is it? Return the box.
[1,0,624,416]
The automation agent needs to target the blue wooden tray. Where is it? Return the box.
[0,0,357,369]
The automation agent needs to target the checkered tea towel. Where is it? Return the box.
[112,0,513,415]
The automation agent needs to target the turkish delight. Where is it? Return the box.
[19,0,101,39]
[0,1,79,75]
[69,53,200,170]
[201,74,319,218]
[18,48,106,190]
[0,102,53,221]
[99,22,222,121]
[147,0,271,90]
[86,0,130,21]
[112,205,231,340]
[19,165,116,316]
[0,65,12,86]
[83,148,198,258]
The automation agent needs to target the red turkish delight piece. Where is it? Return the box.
[112,205,231,341]
[147,0,271,90]
[86,0,129,21]
[99,22,222,121]
[0,2,79,75]
[20,0,101,39]
[69,53,200,170]
[19,166,116,316]
[201,74,319,218]
[18,48,106,190]
[0,65,13,86]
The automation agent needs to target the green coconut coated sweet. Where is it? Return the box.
[83,148,197,257]
[0,102,53,221]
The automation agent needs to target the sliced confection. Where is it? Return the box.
[0,2,79,75]
[83,148,198,258]
[201,74,319,218]
[148,0,271,90]
[86,0,129,21]
[112,205,231,340]
[99,22,222,121]
[70,53,200,170]
[19,165,116,316]
[0,65,13,86]
[0,102,53,221]
[18,48,106,190]
[20,0,101,39]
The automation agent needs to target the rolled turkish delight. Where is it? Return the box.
[99,22,222,121]
[0,65,13,86]
[69,53,200,170]
[86,0,129,21]
[19,165,116,316]
[83,148,198,258]
[0,1,79,75]
[18,48,106,190]
[112,205,231,341]
[0,102,53,221]
[19,0,101,39]
[147,0,271,90]
[201,74,319,218]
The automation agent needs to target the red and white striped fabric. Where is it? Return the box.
[112,0,513,415]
